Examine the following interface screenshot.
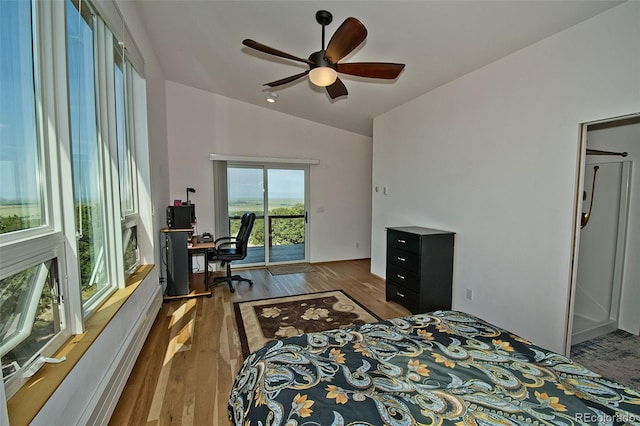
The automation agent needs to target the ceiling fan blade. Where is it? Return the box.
[243,39,313,65]
[337,62,405,79]
[324,17,367,64]
[264,71,309,87]
[326,77,348,99]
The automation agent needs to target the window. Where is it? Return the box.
[114,43,135,215]
[115,48,141,276]
[225,165,308,265]
[67,0,113,309]
[0,0,69,398]
[123,225,139,273]
[1,0,149,399]
[0,0,45,235]
[1,262,64,396]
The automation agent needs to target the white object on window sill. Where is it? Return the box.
[23,356,67,378]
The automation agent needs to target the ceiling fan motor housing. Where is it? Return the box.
[308,50,336,70]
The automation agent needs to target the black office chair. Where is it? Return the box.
[207,212,255,293]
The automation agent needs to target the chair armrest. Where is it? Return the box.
[215,241,236,250]
[214,236,236,244]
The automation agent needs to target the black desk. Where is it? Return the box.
[161,228,213,300]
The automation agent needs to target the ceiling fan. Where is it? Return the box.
[242,10,405,99]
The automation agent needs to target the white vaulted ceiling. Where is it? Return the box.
[133,0,622,136]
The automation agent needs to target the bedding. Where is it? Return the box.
[228,310,640,425]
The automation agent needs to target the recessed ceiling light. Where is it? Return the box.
[266,93,278,103]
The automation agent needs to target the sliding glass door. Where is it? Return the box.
[227,165,308,265]
[267,168,306,263]
[227,166,265,264]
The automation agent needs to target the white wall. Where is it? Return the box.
[371,1,640,354]
[165,81,373,263]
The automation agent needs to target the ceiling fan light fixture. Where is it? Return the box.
[243,11,405,100]
[309,67,337,87]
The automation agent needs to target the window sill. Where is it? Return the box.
[7,264,155,425]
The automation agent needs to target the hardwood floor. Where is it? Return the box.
[109,259,410,425]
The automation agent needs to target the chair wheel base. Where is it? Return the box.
[206,273,252,293]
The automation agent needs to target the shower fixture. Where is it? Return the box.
[581,165,599,229]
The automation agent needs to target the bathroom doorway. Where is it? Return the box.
[570,115,639,347]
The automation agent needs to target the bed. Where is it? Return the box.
[229,310,640,425]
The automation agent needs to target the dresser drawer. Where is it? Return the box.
[387,246,419,273]
[386,263,420,291]
[387,229,421,254]
[385,281,419,314]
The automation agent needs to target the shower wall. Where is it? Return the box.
[574,161,626,342]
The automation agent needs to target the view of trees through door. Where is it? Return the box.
[227,165,307,265]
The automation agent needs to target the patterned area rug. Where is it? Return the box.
[571,329,640,390]
[267,263,317,276]
[233,290,380,358]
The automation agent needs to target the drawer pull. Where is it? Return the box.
[396,291,406,298]
[396,274,405,280]
[397,256,406,262]
[397,239,406,244]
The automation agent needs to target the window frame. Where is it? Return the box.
[1,0,150,399]
[0,0,73,398]
[114,42,137,218]
[1,258,66,398]
[116,45,141,277]
[0,0,53,244]
[0,263,51,358]
[67,0,120,317]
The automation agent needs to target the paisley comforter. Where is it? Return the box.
[228,310,640,425]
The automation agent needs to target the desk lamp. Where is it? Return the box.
[186,187,195,204]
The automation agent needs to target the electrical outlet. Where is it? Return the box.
[466,289,473,300]
[355,242,359,248]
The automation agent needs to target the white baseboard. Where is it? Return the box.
[571,319,617,345]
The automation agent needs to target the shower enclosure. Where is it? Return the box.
[572,159,631,344]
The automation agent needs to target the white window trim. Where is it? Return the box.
[1,1,72,399]
[210,153,320,165]
[1,0,151,400]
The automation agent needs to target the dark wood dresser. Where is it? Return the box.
[385,226,455,314]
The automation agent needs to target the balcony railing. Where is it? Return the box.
[229,213,305,263]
